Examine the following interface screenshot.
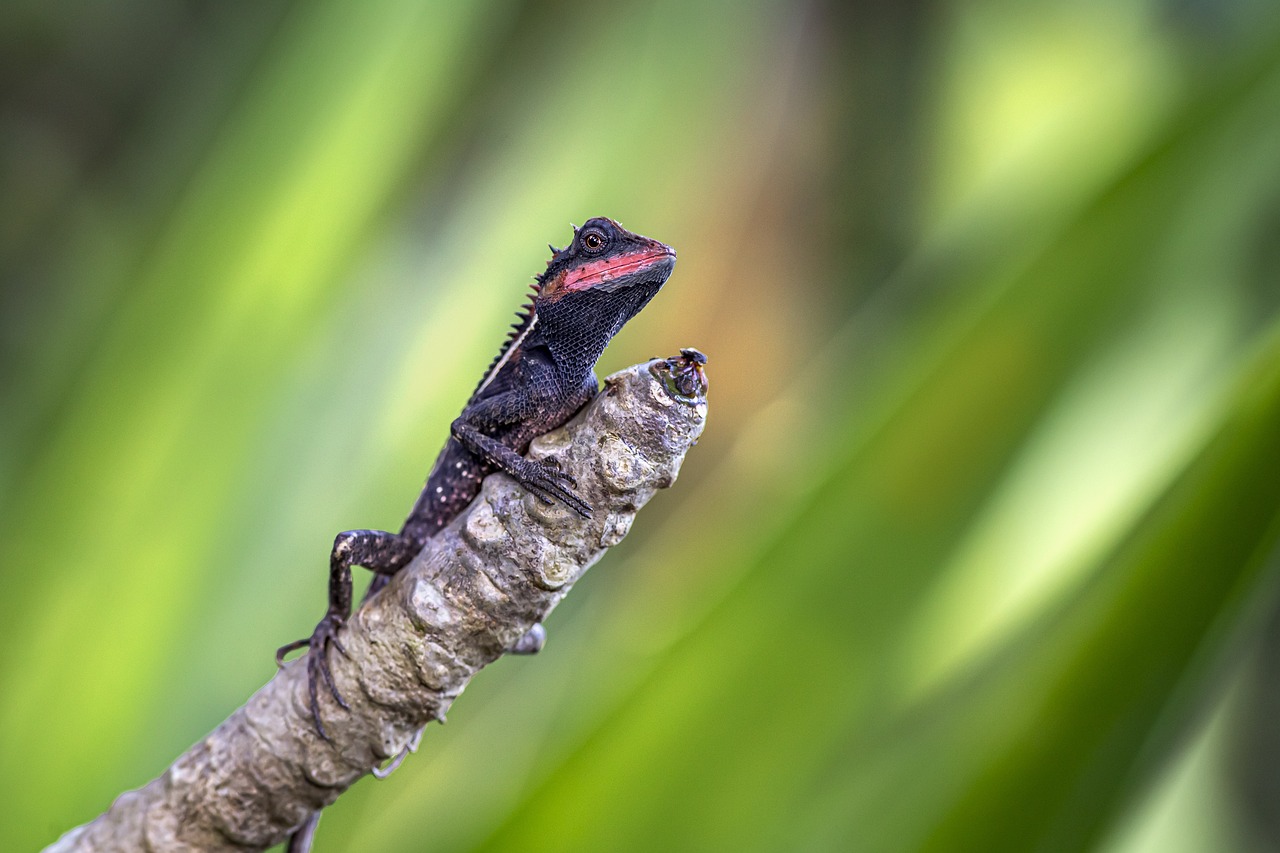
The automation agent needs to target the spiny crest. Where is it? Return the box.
[535,241,567,286]
[471,277,542,399]
[474,226,589,396]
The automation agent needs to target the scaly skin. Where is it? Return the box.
[276,218,677,741]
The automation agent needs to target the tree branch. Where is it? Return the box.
[46,353,709,853]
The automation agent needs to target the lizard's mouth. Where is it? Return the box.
[562,244,676,293]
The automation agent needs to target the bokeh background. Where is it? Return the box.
[5,0,1280,850]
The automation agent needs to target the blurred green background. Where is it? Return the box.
[5,0,1280,850]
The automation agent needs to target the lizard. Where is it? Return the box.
[276,216,677,743]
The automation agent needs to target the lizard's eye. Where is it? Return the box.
[580,229,608,254]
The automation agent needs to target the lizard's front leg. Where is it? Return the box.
[451,420,592,517]
[276,529,417,740]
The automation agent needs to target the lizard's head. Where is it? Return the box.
[536,217,676,306]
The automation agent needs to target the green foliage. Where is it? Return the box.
[4,1,1280,851]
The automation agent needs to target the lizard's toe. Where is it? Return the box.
[521,460,592,518]
[275,637,308,669]
[542,456,578,488]
[288,611,350,742]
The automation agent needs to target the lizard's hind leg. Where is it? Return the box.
[276,529,417,740]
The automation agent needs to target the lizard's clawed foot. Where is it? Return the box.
[517,458,592,517]
[276,609,350,741]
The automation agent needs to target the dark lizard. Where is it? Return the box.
[276,216,676,738]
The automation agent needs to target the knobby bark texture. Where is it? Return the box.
[47,354,709,853]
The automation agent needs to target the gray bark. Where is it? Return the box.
[46,355,708,852]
